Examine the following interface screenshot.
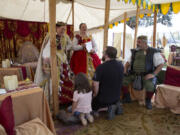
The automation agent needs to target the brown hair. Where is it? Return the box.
[56,21,66,27]
[105,46,117,59]
[74,72,91,93]
[137,35,147,43]
[79,23,86,29]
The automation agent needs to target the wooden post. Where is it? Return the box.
[49,0,59,116]
[153,10,157,48]
[133,6,140,48]
[103,0,110,50]
[72,0,74,32]
[123,12,127,59]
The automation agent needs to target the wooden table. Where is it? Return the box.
[0,86,56,134]
[0,66,33,84]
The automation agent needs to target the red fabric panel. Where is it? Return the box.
[0,96,15,135]
[164,66,180,87]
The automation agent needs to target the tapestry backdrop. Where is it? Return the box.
[0,19,73,62]
[0,19,48,62]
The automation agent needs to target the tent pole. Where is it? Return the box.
[123,12,127,59]
[72,0,74,32]
[133,6,140,48]
[103,0,110,50]
[153,10,157,48]
[49,0,59,117]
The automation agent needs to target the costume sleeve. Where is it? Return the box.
[73,91,79,102]
[153,52,165,67]
[66,36,73,51]
[125,51,132,64]
[91,37,97,52]
[72,37,83,51]
[93,66,102,82]
[42,39,50,59]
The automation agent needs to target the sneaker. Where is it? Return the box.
[107,104,117,120]
[86,113,94,123]
[79,113,87,126]
[116,101,123,115]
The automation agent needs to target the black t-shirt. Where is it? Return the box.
[93,59,124,104]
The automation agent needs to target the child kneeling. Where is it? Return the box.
[72,72,94,126]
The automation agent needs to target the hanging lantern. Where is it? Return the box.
[172,2,180,14]
[109,24,113,29]
[161,3,170,15]
[115,22,119,26]
[147,13,151,17]
[139,14,144,18]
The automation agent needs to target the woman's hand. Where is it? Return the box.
[81,43,86,49]
[90,49,95,53]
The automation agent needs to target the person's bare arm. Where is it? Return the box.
[124,62,130,74]
[92,81,99,97]
[72,101,78,114]
[145,64,164,80]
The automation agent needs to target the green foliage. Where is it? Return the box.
[126,11,173,29]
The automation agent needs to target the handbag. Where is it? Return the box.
[133,75,143,91]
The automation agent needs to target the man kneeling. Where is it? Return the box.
[92,46,124,120]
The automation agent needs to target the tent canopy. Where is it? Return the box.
[0,0,152,31]
[0,0,179,31]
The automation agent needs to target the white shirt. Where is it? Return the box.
[126,50,164,67]
[72,35,97,52]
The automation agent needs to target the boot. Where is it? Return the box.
[145,98,152,110]
[116,101,123,115]
[122,93,131,103]
[107,104,117,120]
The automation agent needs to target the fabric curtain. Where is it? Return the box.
[0,19,48,62]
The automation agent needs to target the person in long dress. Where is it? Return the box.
[34,22,74,104]
[70,23,101,81]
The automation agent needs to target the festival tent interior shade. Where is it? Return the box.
[0,0,180,31]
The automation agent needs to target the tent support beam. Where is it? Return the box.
[153,10,157,48]
[123,12,127,59]
[72,0,74,32]
[49,0,59,117]
[133,6,140,48]
[103,0,110,50]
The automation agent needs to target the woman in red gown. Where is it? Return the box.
[70,23,101,80]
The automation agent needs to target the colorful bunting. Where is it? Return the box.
[118,0,180,15]
[161,3,170,15]
[172,2,180,14]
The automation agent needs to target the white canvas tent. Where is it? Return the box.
[0,0,152,31]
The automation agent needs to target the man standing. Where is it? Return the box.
[122,35,164,109]
[92,46,124,120]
